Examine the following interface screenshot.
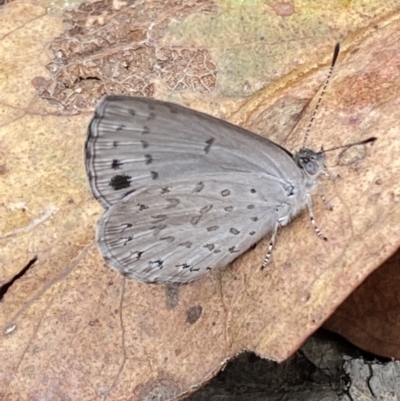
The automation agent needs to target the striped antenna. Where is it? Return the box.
[302,43,340,148]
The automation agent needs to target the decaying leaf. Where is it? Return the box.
[1,0,400,400]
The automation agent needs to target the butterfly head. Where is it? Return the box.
[293,148,326,180]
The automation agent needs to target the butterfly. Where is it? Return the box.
[85,44,376,283]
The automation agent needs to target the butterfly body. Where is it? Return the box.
[86,96,326,283]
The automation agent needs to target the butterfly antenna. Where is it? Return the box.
[302,43,341,148]
[320,137,377,154]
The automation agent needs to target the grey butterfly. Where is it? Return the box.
[85,45,375,284]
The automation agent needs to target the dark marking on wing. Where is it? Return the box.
[124,189,136,197]
[151,215,167,222]
[147,112,156,120]
[142,126,150,134]
[132,251,143,260]
[221,189,230,197]
[204,138,214,154]
[250,188,257,193]
[145,154,152,164]
[191,216,201,225]
[204,244,215,251]
[111,159,122,169]
[128,109,135,116]
[230,228,240,235]
[122,236,133,245]
[109,174,131,190]
[247,205,255,209]
[113,141,118,147]
[161,187,170,194]
[167,104,179,114]
[116,125,125,131]
[249,231,256,236]
[160,236,175,242]
[224,206,233,212]
[151,171,159,179]
[200,205,213,214]
[213,249,221,254]
[190,267,200,272]
[229,246,239,253]
[141,140,149,148]
[138,203,149,211]
[149,259,163,269]
[121,223,133,230]
[194,182,204,193]
[166,198,180,209]
[250,217,259,222]
[206,266,212,270]
[207,226,219,232]
[179,241,192,248]
[285,184,295,196]
[176,263,190,269]
[151,224,167,235]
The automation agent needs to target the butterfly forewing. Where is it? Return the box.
[97,172,300,283]
[86,96,302,209]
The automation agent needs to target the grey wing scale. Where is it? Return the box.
[86,96,301,209]
[97,172,300,283]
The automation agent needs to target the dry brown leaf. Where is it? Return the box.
[1,0,400,400]
[325,248,400,360]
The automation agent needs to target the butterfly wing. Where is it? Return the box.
[86,96,302,209]
[97,172,303,283]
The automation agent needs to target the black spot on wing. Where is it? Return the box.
[221,189,230,197]
[204,244,215,251]
[116,124,125,131]
[160,236,175,242]
[151,171,159,179]
[132,251,143,260]
[176,263,190,269]
[250,217,258,222]
[167,104,179,114]
[141,140,149,148]
[194,182,204,193]
[230,228,240,235]
[124,189,136,197]
[138,203,149,211]
[179,241,192,248]
[109,174,131,190]
[166,198,180,209]
[207,226,219,232]
[147,112,156,121]
[111,160,122,169]
[229,246,239,253]
[161,187,170,194]
[200,205,213,214]
[250,188,257,193]
[224,206,233,212]
[149,259,163,269]
[113,141,118,147]
[128,109,135,116]
[204,138,214,154]
[145,154,152,164]
[191,216,201,226]
[142,126,150,135]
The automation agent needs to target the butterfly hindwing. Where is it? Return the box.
[97,172,300,283]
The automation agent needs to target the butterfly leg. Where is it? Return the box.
[306,192,328,241]
[261,221,280,269]
[318,191,333,211]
